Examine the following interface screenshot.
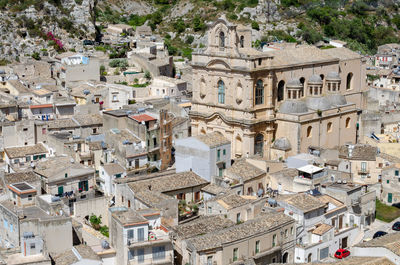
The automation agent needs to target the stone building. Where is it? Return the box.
[190,17,365,159]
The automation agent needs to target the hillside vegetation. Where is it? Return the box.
[1,0,400,60]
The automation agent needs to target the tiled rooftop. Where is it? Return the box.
[4,171,40,184]
[195,132,230,148]
[339,144,377,161]
[225,159,265,182]
[172,215,235,240]
[278,193,326,213]
[134,190,174,207]
[128,171,208,194]
[187,212,294,251]
[103,163,124,176]
[5,143,47,159]
[210,192,257,210]
[357,232,400,256]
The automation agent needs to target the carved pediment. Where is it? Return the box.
[206,59,231,70]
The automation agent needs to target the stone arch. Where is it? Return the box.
[307,126,312,138]
[346,117,351,128]
[282,252,289,263]
[346,72,353,90]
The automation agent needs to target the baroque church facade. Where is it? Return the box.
[190,17,365,159]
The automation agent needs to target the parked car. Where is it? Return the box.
[392,221,400,231]
[373,231,387,238]
[334,249,350,259]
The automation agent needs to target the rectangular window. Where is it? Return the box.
[30,243,35,249]
[223,149,226,155]
[219,167,223,177]
[255,240,260,254]
[115,174,122,179]
[128,249,134,260]
[233,248,238,261]
[208,206,212,214]
[127,229,134,240]
[361,162,367,172]
[236,213,241,223]
[217,149,220,160]
[272,234,277,247]
[396,170,399,176]
[387,180,390,184]
[138,228,145,242]
[207,256,213,265]
[78,180,89,192]
[152,246,165,260]
[138,249,144,263]
[26,156,31,162]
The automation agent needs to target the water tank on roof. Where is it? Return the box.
[122,140,131,145]
[23,232,34,239]
[51,196,61,202]
[101,240,110,249]
[83,89,90,95]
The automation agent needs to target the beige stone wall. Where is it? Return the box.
[191,19,364,159]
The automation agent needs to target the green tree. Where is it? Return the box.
[89,214,102,230]
[174,18,186,34]
[31,52,41,61]
[251,21,260,31]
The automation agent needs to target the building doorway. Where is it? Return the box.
[254,134,264,156]
[282,252,288,263]
[307,253,312,262]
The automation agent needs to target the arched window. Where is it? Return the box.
[219,31,225,48]
[346,73,353,90]
[307,126,312,138]
[200,78,206,99]
[235,135,243,157]
[236,82,243,104]
[254,134,264,156]
[277,80,285,102]
[240,36,244,48]
[327,122,332,133]
[218,80,225,104]
[300,77,305,97]
[320,74,324,80]
[255,79,264,105]
[346,117,351,128]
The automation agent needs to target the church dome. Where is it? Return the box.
[306,97,332,110]
[272,137,291,151]
[308,74,323,85]
[326,94,347,106]
[286,78,303,89]
[279,100,308,114]
[326,71,341,81]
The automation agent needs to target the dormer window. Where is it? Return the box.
[219,31,225,48]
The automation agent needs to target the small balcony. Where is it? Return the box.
[128,253,173,265]
[127,229,170,248]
